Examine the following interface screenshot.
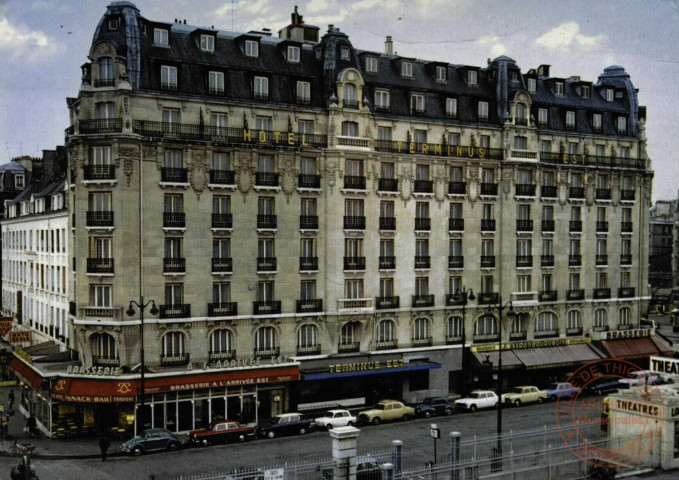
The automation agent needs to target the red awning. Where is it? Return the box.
[473,350,523,369]
[9,358,43,390]
[600,338,661,359]
[51,378,137,403]
[513,344,602,369]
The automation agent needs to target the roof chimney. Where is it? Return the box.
[385,36,393,55]
[537,64,550,77]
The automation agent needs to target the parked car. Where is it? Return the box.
[618,370,660,388]
[414,397,455,417]
[120,428,181,456]
[186,420,255,447]
[314,409,357,429]
[357,400,415,425]
[255,413,313,439]
[322,456,381,480]
[545,382,581,401]
[585,377,630,396]
[501,386,548,407]
[454,390,498,413]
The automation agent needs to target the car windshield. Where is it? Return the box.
[373,404,386,410]
[548,383,561,389]
[470,393,482,399]
[512,388,523,393]
[324,411,334,417]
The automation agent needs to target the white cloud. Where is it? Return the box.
[479,35,507,59]
[0,17,60,62]
[215,0,271,18]
[535,22,606,51]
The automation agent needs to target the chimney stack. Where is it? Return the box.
[385,36,393,55]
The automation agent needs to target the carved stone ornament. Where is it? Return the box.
[68,144,81,169]
[585,181,595,206]
[325,158,339,192]
[468,179,479,203]
[280,170,297,196]
[557,180,569,206]
[502,167,513,199]
[189,164,208,199]
[119,144,139,160]
[610,174,620,206]
[644,176,653,206]
[123,159,134,187]
[399,164,412,201]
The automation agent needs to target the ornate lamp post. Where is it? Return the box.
[455,287,474,396]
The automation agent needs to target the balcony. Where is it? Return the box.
[515,117,528,126]
[415,218,431,231]
[378,178,398,192]
[569,221,582,232]
[257,214,277,229]
[160,81,178,92]
[253,92,269,101]
[446,294,465,306]
[414,256,431,269]
[446,335,463,345]
[160,304,191,319]
[338,342,360,353]
[478,292,499,305]
[212,257,232,273]
[161,167,188,183]
[413,337,433,347]
[212,213,233,229]
[257,257,277,272]
[87,258,114,274]
[481,255,495,268]
[84,165,116,181]
[481,219,496,232]
[296,344,321,356]
[344,257,366,271]
[92,356,120,367]
[296,299,323,313]
[376,296,400,309]
[412,295,435,308]
[343,99,360,109]
[86,211,114,227]
[209,87,225,96]
[566,327,583,336]
[376,339,399,351]
[448,181,466,195]
[296,95,311,106]
[567,289,585,301]
[94,78,115,88]
[256,172,279,187]
[375,105,391,114]
[163,212,185,228]
[379,217,396,230]
[474,333,499,342]
[161,353,190,367]
[510,331,527,340]
[80,306,123,320]
[209,170,236,185]
[516,220,533,232]
[448,256,464,269]
[621,222,633,233]
[207,302,238,317]
[299,257,318,271]
[516,255,533,267]
[80,118,122,134]
[480,183,498,196]
[338,298,372,310]
[541,185,557,198]
[596,189,612,200]
[300,215,319,230]
[569,187,585,199]
[596,221,608,233]
[569,255,582,266]
[449,218,464,231]
[593,288,611,299]
[298,174,321,189]
[618,287,635,298]
[539,290,558,302]
[515,184,536,196]
[163,258,186,273]
[254,347,280,359]
[414,180,433,193]
[344,216,366,230]
[541,255,554,267]
[620,254,632,265]
[209,350,235,362]
[379,256,396,270]
[541,220,555,232]
[253,301,282,315]
[344,175,366,190]
[534,329,559,338]
[621,190,635,201]
[596,254,608,266]
[593,326,609,333]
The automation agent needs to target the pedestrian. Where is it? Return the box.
[26,414,37,436]
[8,390,14,410]
[99,436,110,462]
[0,414,8,440]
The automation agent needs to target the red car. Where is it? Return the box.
[187,420,255,447]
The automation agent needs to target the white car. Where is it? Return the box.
[454,390,499,413]
[314,409,357,429]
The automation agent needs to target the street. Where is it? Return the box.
[15,401,568,480]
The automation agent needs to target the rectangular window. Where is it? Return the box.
[346,159,363,176]
[449,239,462,256]
[617,117,627,134]
[555,82,564,96]
[379,278,394,297]
[401,62,413,77]
[446,98,457,117]
[481,168,494,184]
[468,70,478,85]
[300,238,316,258]
[375,90,390,109]
[478,101,489,120]
[213,238,230,258]
[482,239,494,256]
[255,117,272,133]
[569,273,580,290]
[436,66,447,82]
[89,146,111,165]
[450,203,462,219]
[161,65,177,89]
[380,162,395,179]
[300,158,316,176]
[90,285,112,307]
[88,192,112,211]
[164,194,183,213]
[365,56,378,73]
[209,71,224,95]
[201,34,215,52]
[514,136,528,150]
[542,206,554,221]
[606,88,614,102]
[340,46,350,60]
[344,238,363,257]
[162,108,179,124]
[96,102,116,119]
[516,238,532,256]
[245,40,259,57]
[154,28,169,46]
[213,283,230,303]
[296,81,311,103]
[377,126,392,141]
[164,149,182,168]
[258,238,275,258]
[415,277,429,295]
[415,202,429,219]
[345,279,363,299]
[416,165,429,181]
[538,108,548,126]
[413,129,427,144]
[517,275,531,293]
[380,238,394,257]
[448,133,460,146]
[164,237,182,259]
[254,76,269,99]
[298,120,313,134]
[542,238,553,255]
[582,85,590,99]
[258,197,275,215]
[300,280,316,300]
[570,239,580,255]
[593,113,602,131]
[258,281,274,302]
[410,94,425,113]
[287,45,300,63]
[213,195,230,214]
[415,239,429,256]
[527,78,537,92]
[566,111,576,128]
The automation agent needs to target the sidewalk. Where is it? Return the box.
[0,385,126,459]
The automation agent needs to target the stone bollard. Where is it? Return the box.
[391,440,402,478]
[449,431,461,480]
[380,463,394,480]
[330,426,361,480]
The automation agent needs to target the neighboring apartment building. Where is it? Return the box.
[1,148,69,350]
[9,2,659,436]
[649,200,675,289]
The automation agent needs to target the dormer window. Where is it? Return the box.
[566,110,576,129]
[200,35,215,52]
[343,83,358,109]
[510,71,519,82]
[527,78,537,92]
[296,81,311,104]
[108,18,118,31]
[478,101,489,120]
[445,98,457,118]
[161,65,177,91]
[582,85,590,99]
[96,57,114,87]
[436,66,446,82]
[340,46,350,60]
[515,103,527,125]
[209,71,225,95]
[605,88,614,102]
[617,117,627,134]
[365,56,378,73]
[410,94,425,114]
[15,175,24,190]
[245,40,259,58]
[538,108,548,127]
[468,70,478,85]
[287,45,300,63]
[254,76,269,100]
[555,82,564,96]
[593,113,602,132]
[401,62,413,78]
[154,28,169,46]
[374,90,390,111]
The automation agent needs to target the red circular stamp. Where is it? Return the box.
[555,358,664,467]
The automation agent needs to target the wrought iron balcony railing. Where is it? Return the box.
[84,165,116,180]
[379,256,396,270]
[296,299,323,313]
[212,257,232,273]
[515,184,536,196]
[256,172,279,187]
[414,180,433,193]
[161,167,188,183]
[414,256,431,269]
[378,178,398,192]
[541,255,554,267]
[516,255,533,267]
[299,257,318,271]
[163,212,185,228]
[569,187,585,199]
[541,185,557,198]
[86,211,114,227]
[448,256,464,269]
[212,213,233,229]
[569,255,582,266]
[257,214,277,229]
[160,304,191,319]
[298,174,321,189]
[569,221,582,232]
[412,295,435,308]
[253,301,281,315]
[481,219,496,231]
[480,256,495,268]
[160,353,190,366]
[541,220,555,232]
[209,170,235,185]
[379,217,396,230]
[343,216,366,230]
[480,183,498,195]
[207,302,238,317]
[376,296,400,309]
[87,258,114,274]
[538,290,558,302]
[300,215,319,230]
[415,218,431,231]
[344,257,366,271]
[449,218,464,231]
[80,118,122,134]
[516,220,533,231]
[257,257,277,272]
[567,289,585,301]
[448,181,466,195]
[344,175,366,190]
[163,257,186,273]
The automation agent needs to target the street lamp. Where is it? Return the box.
[455,287,475,396]
[126,297,158,432]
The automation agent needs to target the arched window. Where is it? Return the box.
[474,315,497,336]
[343,83,357,108]
[91,333,117,366]
[594,309,608,329]
[209,329,233,361]
[161,331,188,365]
[255,326,278,357]
[98,57,114,85]
[342,121,358,137]
[511,313,528,334]
[619,307,631,327]
[567,310,582,331]
[376,319,396,347]
[446,316,463,340]
[413,318,430,341]
[536,312,557,333]
[297,324,319,355]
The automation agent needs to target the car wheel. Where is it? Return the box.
[267,431,275,439]
[326,424,333,430]
[469,404,477,413]
[132,446,143,456]
[402,414,410,422]
[347,421,353,427]
[514,400,521,407]
[299,427,307,435]
[168,442,179,451]
[201,439,209,448]
[371,417,381,426]
[445,407,454,416]
[239,435,246,442]
[537,397,544,404]
[423,411,432,418]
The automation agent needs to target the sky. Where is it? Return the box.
[1,0,678,201]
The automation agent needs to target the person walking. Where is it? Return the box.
[8,390,14,410]
[99,436,110,462]
[26,414,37,436]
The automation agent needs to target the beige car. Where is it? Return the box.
[358,400,415,425]
[501,386,548,407]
